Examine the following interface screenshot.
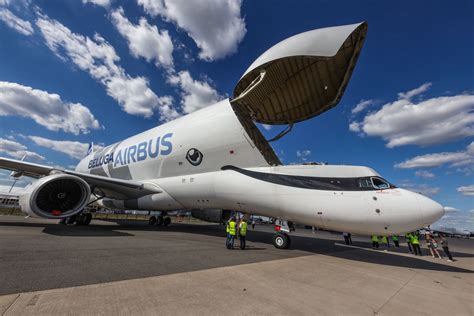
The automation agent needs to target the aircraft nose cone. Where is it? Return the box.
[419,195,445,225]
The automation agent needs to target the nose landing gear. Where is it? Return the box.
[273,220,291,249]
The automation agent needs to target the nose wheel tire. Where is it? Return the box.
[148,216,157,226]
[163,217,171,226]
[273,233,291,249]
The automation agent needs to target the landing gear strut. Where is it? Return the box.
[273,220,291,249]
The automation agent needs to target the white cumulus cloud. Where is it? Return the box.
[0,81,100,135]
[415,170,435,179]
[111,7,174,68]
[395,142,473,169]
[0,138,45,161]
[167,70,222,114]
[82,0,111,7]
[28,136,103,160]
[36,13,178,121]
[351,99,375,115]
[457,185,474,196]
[138,0,246,61]
[0,8,33,36]
[350,83,474,147]
[443,206,459,212]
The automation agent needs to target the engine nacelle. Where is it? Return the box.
[19,174,91,219]
[191,209,232,223]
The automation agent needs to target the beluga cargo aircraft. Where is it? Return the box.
[0,22,444,249]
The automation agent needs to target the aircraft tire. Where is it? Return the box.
[163,217,171,226]
[76,214,87,225]
[149,216,157,226]
[83,213,92,226]
[273,233,290,249]
[155,216,164,226]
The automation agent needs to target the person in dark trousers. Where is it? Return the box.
[371,235,379,249]
[347,233,352,245]
[410,232,422,256]
[405,233,413,253]
[440,234,454,262]
[392,235,399,247]
[239,219,248,249]
[343,232,350,245]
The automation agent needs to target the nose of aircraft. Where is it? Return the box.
[418,194,445,225]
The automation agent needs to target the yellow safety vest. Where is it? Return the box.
[239,222,248,236]
[411,235,420,245]
[226,223,229,233]
[392,235,399,241]
[381,236,388,244]
[228,221,236,235]
[371,235,378,242]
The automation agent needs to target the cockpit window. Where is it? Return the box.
[357,178,373,189]
[371,177,390,190]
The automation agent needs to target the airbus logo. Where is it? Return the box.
[88,133,174,169]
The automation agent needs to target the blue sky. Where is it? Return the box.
[0,0,472,229]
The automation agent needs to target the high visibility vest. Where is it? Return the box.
[411,235,420,245]
[228,221,236,235]
[392,235,399,241]
[371,235,379,242]
[239,222,248,236]
[381,236,388,244]
[226,223,229,233]
[405,233,412,243]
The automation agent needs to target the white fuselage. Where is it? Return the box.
[76,100,444,236]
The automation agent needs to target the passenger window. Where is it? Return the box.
[372,177,389,189]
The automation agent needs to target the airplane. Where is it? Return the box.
[0,22,444,249]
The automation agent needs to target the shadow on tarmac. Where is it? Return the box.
[1,220,472,274]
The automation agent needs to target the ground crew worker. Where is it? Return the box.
[239,219,248,249]
[392,235,399,247]
[381,236,390,248]
[226,217,237,249]
[405,233,413,253]
[439,234,454,262]
[225,219,231,248]
[371,235,379,249]
[410,232,422,256]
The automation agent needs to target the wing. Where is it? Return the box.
[0,157,161,199]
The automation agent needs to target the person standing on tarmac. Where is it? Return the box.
[371,235,379,249]
[381,236,390,248]
[440,234,454,262]
[410,232,422,256]
[392,235,399,247]
[405,233,413,253]
[239,219,248,249]
[226,217,237,249]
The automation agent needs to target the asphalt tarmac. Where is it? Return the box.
[0,216,473,315]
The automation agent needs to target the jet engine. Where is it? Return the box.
[19,174,91,219]
[191,209,232,223]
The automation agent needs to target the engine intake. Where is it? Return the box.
[19,174,91,219]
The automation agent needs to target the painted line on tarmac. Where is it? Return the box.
[334,243,427,259]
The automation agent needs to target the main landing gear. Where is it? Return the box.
[273,220,291,249]
[148,213,171,227]
[59,212,92,226]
